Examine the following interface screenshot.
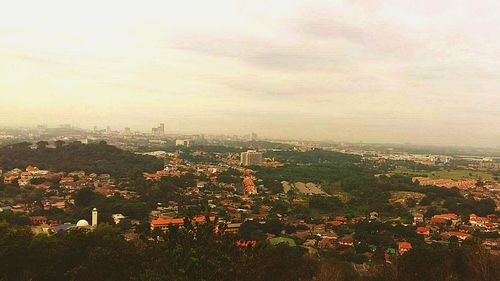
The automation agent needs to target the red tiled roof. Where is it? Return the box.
[398,242,412,249]
[441,232,472,240]
[430,218,448,224]
[236,240,256,247]
[151,216,215,227]
[340,236,353,244]
[330,220,343,226]
[26,165,39,172]
[416,227,430,234]
[433,213,458,220]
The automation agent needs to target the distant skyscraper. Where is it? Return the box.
[124,127,131,135]
[152,123,165,136]
[251,132,258,141]
[240,150,263,166]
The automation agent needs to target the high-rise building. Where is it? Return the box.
[159,123,165,135]
[240,150,263,166]
[251,132,258,141]
[152,123,165,136]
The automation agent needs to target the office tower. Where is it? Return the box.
[152,123,165,136]
[159,123,165,135]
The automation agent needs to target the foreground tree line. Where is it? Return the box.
[0,220,498,281]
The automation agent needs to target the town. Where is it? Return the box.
[0,125,499,280]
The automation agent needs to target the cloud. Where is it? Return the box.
[0,0,499,146]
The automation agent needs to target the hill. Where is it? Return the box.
[0,141,163,178]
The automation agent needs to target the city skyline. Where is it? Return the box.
[1,0,499,147]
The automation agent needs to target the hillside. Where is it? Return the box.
[0,141,163,178]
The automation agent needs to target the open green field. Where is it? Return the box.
[393,167,494,181]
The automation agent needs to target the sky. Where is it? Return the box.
[1,0,499,147]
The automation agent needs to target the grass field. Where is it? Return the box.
[393,167,493,180]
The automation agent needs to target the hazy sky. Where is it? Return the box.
[1,0,499,146]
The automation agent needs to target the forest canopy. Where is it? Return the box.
[0,141,163,178]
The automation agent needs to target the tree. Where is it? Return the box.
[36,141,49,150]
[55,140,65,149]
[74,188,98,207]
[0,222,33,280]
[474,199,496,216]
[419,196,432,206]
[0,142,163,178]
[239,220,265,241]
[313,262,359,281]
[264,218,284,235]
[460,241,500,281]
[406,198,417,208]
[309,195,343,212]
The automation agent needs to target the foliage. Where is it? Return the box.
[309,195,343,212]
[0,221,317,281]
[217,168,241,184]
[0,142,163,178]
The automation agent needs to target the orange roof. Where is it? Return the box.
[441,232,472,240]
[433,213,458,220]
[243,176,255,193]
[340,236,353,244]
[324,232,338,238]
[192,216,216,223]
[151,216,215,226]
[243,177,254,187]
[398,242,412,249]
[236,240,256,247]
[151,217,185,226]
[416,227,430,234]
[330,220,343,226]
[26,165,39,172]
[335,216,347,221]
[431,217,448,224]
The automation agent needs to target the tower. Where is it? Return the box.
[159,123,165,135]
[92,208,98,227]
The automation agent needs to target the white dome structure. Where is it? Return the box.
[76,219,89,227]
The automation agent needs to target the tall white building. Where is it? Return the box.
[240,150,263,166]
[92,208,98,227]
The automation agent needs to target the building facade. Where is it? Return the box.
[240,150,263,166]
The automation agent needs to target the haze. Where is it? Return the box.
[1,0,499,146]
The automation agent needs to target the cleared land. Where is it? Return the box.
[281,181,327,195]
